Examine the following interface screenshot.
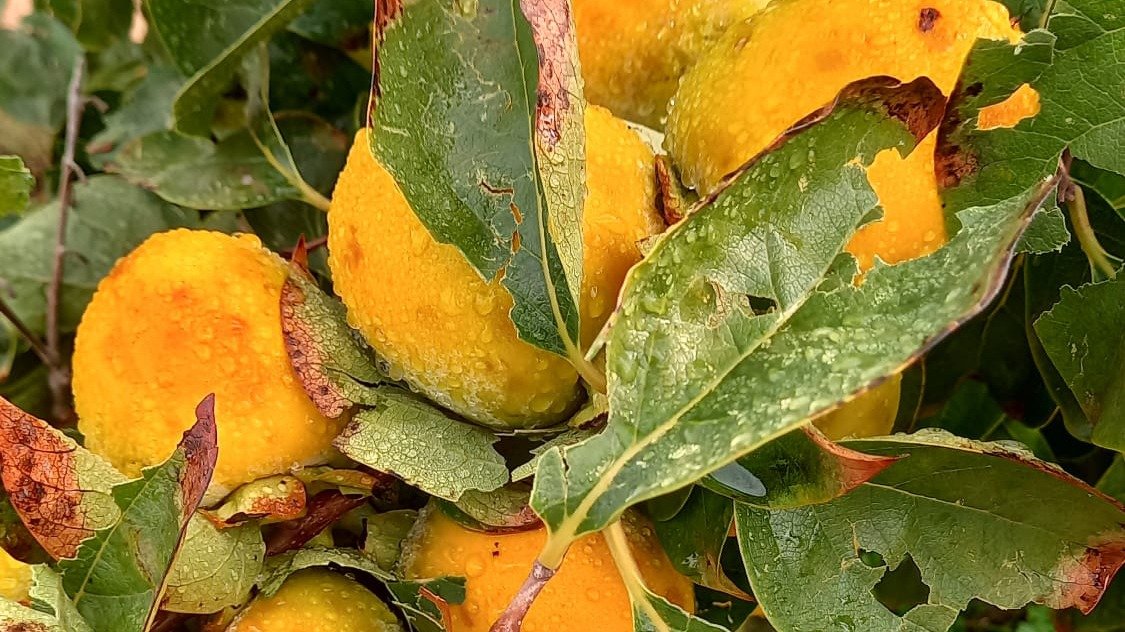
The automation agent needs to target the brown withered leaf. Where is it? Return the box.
[279,241,384,418]
[264,490,367,556]
[0,398,125,559]
[202,475,306,528]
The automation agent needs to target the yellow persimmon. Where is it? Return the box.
[327,106,663,429]
[400,506,694,632]
[73,230,344,494]
[225,569,400,632]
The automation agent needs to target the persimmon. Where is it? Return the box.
[225,569,399,632]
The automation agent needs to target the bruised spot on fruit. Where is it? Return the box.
[918,7,942,32]
[977,83,1041,130]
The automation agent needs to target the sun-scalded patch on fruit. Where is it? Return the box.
[328,106,663,429]
[400,505,694,632]
[665,0,1034,271]
[225,568,401,632]
[72,230,344,494]
[573,0,770,128]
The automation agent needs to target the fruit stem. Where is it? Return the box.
[488,560,556,632]
[570,350,607,394]
[605,520,673,632]
[1066,186,1118,280]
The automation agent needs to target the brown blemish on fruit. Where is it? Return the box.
[918,8,942,32]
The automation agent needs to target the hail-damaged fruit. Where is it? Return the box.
[399,505,694,632]
[573,0,770,128]
[328,106,664,429]
[73,230,344,494]
[665,0,1036,271]
[224,568,401,632]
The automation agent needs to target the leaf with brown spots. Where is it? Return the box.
[201,475,306,528]
[57,395,219,632]
[737,430,1125,630]
[280,246,384,418]
[0,397,125,560]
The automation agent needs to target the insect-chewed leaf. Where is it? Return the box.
[1017,201,1070,254]
[257,546,391,596]
[202,475,307,528]
[737,431,1125,631]
[0,156,33,218]
[1034,275,1125,451]
[531,77,1042,544]
[334,388,509,502]
[731,426,898,510]
[385,577,467,632]
[145,0,320,134]
[0,565,91,632]
[280,252,384,418]
[369,0,582,358]
[57,395,219,632]
[651,487,748,600]
[163,514,264,614]
[0,397,125,560]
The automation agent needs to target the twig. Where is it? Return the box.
[488,560,557,632]
[1060,151,1119,281]
[44,54,86,423]
[0,295,51,366]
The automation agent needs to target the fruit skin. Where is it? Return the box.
[328,105,663,429]
[400,505,694,632]
[0,547,30,603]
[573,0,769,128]
[74,230,343,495]
[813,373,903,440]
[225,569,400,632]
[666,0,1027,270]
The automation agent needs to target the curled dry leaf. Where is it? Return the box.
[0,397,125,560]
[202,475,307,528]
[263,490,368,556]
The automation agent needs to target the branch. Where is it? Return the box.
[44,53,86,424]
[488,560,556,632]
[0,294,51,366]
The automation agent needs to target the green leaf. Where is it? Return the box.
[334,389,509,502]
[58,395,219,632]
[442,486,540,532]
[530,78,1042,543]
[0,156,34,217]
[730,427,898,510]
[1098,456,1125,504]
[630,591,728,632]
[0,566,92,632]
[0,397,127,560]
[1017,201,1070,254]
[0,13,81,175]
[287,0,371,49]
[42,0,133,52]
[1072,160,1125,213]
[145,0,319,134]
[362,510,417,572]
[651,486,748,599]
[511,428,596,482]
[385,577,467,632]
[370,0,585,358]
[109,129,298,210]
[257,546,391,595]
[736,431,1125,632]
[1034,275,1125,451]
[162,514,264,614]
[87,64,183,165]
[0,175,203,336]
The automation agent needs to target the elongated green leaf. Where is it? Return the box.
[0,566,91,632]
[1072,160,1125,213]
[736,431,1125,631]
[385,577,467,632]
[0,175,203,336]
[257,546,391,595]
[334,389,509,502]
[1034,275,1125,451]
[87,64,183,164]
[58,396,219,632]
[651,487,747,599]
[0,156,33,217]
[370,0,583,357]
[0,397,126,560]
[145,0,319,134]
[631,590,727,632]
[163,514,263,614]
[531,78,1023,541]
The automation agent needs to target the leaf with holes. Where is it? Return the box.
[369,0,586,360]
[57,396,219,632]
[736,431,1125,631]
[0,397,125,560]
